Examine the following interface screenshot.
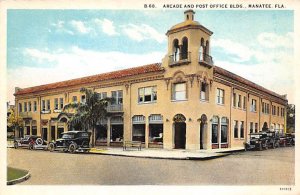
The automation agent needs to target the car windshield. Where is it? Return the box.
[62,134,74,139]
[23,135,31,140]
[80,132,89,137]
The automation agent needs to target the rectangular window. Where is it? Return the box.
[47,100,50,110]
[72,96,77,103]
[250,122,253,133]
[138,86,157,103]
[24,102,27,112]
[54,98,59,109]
[233,93,236,107]
[28,102,32,112]
[243,96,246,109]
[262,102,265,113]
[251,99,257,112]
[173,83,186,101]
[81,95,86,103]
[267,104,270,114]
[240,121,244,138]
[200,82,209,101]
[234,120,238,138]
[19,103,22,112]
[60,98,64,109]
[277,106,279,116]
[42,100,46,111]
[100,92,107,99]
[34,101,37,112]
[238,95,241,108]
[111,90,123,105]
[255,123,258,133]
[216,88,224,104]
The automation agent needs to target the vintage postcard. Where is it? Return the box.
[0,0,298,194]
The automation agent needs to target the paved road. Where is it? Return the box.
[7,147,294,185]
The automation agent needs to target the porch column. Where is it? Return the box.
[29,120,32,135]
[107,117,111,147]
[145,117,149,148]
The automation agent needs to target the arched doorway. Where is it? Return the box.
[262,122,268,131]
[173,114,186,149]
[199,114,207,149]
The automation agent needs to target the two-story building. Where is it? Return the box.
[14,10,287,150]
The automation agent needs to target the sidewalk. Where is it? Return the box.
[89,147,244,160]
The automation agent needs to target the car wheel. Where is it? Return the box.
[68,143,77,154]
[28,143,34,150]
[48,143,55,152]
[14,142,18,149]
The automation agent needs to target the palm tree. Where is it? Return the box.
[63,88,110,147]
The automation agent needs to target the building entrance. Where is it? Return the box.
[174,122,186,149]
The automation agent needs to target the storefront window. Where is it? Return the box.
[221,117,228,143]
[211,116,219,144]
[132,124,145,142]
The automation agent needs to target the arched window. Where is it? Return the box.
[205,40,209,55]
[199,38,205,61]
[211,116,219,144]
[181,37,188,60]
[173,39,180,62]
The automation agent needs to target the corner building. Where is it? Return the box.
[14,10,287,150]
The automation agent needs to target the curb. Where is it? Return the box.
[88,151,231,160]
[216,149,245,153]
[7,172,31,185]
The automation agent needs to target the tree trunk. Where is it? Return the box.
[92,126,95,147]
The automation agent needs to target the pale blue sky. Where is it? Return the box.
[7,10,294,103]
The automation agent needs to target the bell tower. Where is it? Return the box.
[162,10,214,76]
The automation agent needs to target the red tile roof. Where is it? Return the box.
[214,66,287,101]
[15,63,163,96]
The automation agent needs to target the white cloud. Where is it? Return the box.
[213,31,295,103]
[94,18,119,36]
[51,20,74,35]
[70,20,91,34]
[213,38,253,62]
[7,47,165,103]
[122,24,165,43]
[257,32,293,49]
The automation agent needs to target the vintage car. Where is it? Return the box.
[265,131,280,149]
[14,135,48,150]
[48,131,91,153]
[285,133,295,146]
[244,132,269,151]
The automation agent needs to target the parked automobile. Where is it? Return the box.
[278,134,287,147]
[14,135,48,150]
[265,131,280,149]
[244,132,269,151]
[48,131,91,153]
[285,133,295,146]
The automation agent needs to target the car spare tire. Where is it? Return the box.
[36,138,43,146]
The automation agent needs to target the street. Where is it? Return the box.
[7,147,294,185]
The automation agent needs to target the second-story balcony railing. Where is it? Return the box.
[169,52,191,66]
[107,104,123,113]
[199,52,213,68]
[19,112,32,118]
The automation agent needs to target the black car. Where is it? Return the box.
[244,132,268,151]
[265,131,280,149]
[285,133,295,146]
[14,135,48,150]
[48,131,91,153]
